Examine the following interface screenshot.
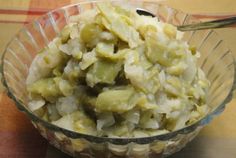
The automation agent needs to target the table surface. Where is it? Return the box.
[0,0,236,158]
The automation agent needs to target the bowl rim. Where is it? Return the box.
[1,0,236,145]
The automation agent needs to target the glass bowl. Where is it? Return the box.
[1,0,236,157]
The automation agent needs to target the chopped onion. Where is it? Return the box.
[28,99,45,111]
[56,96,78,116]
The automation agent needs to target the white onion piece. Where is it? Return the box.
[97,112,115,130]
[52,115,73,131]
[124,110,140,124]
[28,99,45,111]
[56,96,78,116]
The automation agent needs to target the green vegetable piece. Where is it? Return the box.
[139,110,152,126]
[73,113,97,135]
[95,88,135,112]
[96,42,125,61]
[168,46,186,59]
[60,25,71,43]
[63,59,86,84]
[136,44,153,69]
[54,77,74,96]
[136,94,157,110]
[42,112,49,121]
[166,76,181,90]
[145,32,171,66]
[72,50,83,61]
[97,2,141,48]
[34,106,47,118]
[86,59,122,87]
[41,48,68,69]
[80,23,102,47]
[114,5,131,17]
[96,42,114,57]
[99,31,118,43]
[47,104,61,121]
[53,66,63,77]
[53,110,97,135]
[138,25,157,39]
[28,78,61,99]
[166,62,187,76]
[107,123,129,137]
[164,77,183,97]
[189,46,197,55]
[101,16,111,30]
[79,50,97,70]
[94,13,104,28]
[163,23,177,39]
[67,70,85,84]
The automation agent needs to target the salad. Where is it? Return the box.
[26,2,210,138]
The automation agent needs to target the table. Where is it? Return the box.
[0,0,236,157]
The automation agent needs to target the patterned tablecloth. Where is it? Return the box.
[0,0,236,158]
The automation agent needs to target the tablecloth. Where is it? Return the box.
[0,0,236,158]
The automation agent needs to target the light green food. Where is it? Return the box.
[27,2,210,138]
[96,88,135,113]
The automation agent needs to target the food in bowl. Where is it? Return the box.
[26,2,210,138]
